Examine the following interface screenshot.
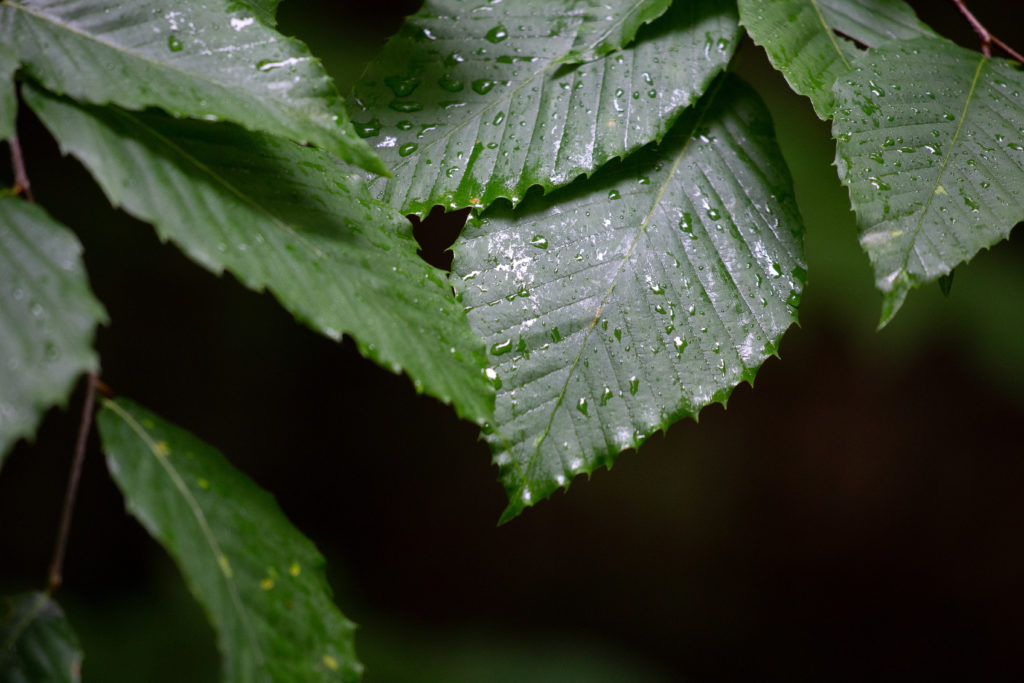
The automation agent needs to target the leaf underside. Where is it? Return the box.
[561,0,673,64]
[97,397,361,683]
[0,592,83,683]
[0,0,385,174]
[0,197,106,466]
[0,42,16,142]
[25,86,492,424]
[738,0,933,119]
[833,37,1024,324]
[454,76,807,521]
[350,0,738,215]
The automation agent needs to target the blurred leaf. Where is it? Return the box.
[453,77,806,520]
[25,86,492,424]
[97,397,361,683]
[350,0,738,215]
[738,0,933,118]
[562,0,672,64]
[0,197,106,465]
[833,37,1024,325]
[0,0,385,174]
[0,42,15,143]
[0,592,83,683]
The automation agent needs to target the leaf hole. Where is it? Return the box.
[409,205,470,272]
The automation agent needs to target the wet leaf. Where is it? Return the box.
[0,197,106,466]
[97,397,361,682]
[454,77,806,520]
[350,0,737,215]
[739,0,933,118]
[833,38,1024,325]
[0,0,385,174]
[25,86,492,424]
[0,592,82,683]
[0,42,15,143]
[562,0,673,64]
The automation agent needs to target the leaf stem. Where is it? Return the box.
[47,372,99,594]
[9,133,34,202]
[950,0,1024,63]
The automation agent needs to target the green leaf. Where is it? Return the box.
[561,0,673,64]
[0,197,106,465]
[0,0,385,175]
[96,397,360,682]
[0,592,83,683]
[453,77,806,521]
[833,38,1024,325]
[350,0,738,215]
[25,86,492,424]
[0,42,16,143]
[738,0,933,119]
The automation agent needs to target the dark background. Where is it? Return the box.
[3,1,1024,680]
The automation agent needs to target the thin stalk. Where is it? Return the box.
[950,0,1024,63]
[9,134,34,202]
[47,373,99,594]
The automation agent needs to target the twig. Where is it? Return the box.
[8,134,34,202]
[950,0,1024,63]
[47,373,99,594]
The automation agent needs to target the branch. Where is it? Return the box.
[47,373,99,594]
[950,0,1024,63]
[8,134,34,202]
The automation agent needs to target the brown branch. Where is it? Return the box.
[8,134,34,202]
[950,0,1024,63]
[47,373,99,594]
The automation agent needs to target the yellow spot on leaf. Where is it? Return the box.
[197,478,210,489]
[935,185,948,195]
[155,441,170,456]
[218,555,233,578]
[260,577,274,590]
[323,655,339,671]
[289,562,301,577]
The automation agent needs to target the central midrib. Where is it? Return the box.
[515,78,724,494]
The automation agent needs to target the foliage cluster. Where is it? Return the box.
[1,0,1021,679]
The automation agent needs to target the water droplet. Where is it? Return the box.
[398,142,418,157]
[353,119,380,138]
[385,75,419,97]
[613,328,622,341]
[678,213,693,232]
[493,111,505,126]
[707,208,720,220]
[530,234,548,249]
[472,79,494,95]
[647,89,656,98]
[437,73,464,92]
[388,100,423,112]
[168,35,183,52]
[577,397,589,416]
[614,88,624,97]
[490,339,513,355]
[608,189,620,200]
[485,25,509,43]
[600,385,613,406]
[629,376,639,395]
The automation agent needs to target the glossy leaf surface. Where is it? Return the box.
[351,0,738,215]
[0,0,385,174]
[97,397,361,682]
[0,42,15,142]
[0,592,82,683]
[454,77,806,520]
[738,0,932,118]
[25,87,491,423]
[0,197,105,465]
[563,0,673,64]
[834,38,1024,324]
